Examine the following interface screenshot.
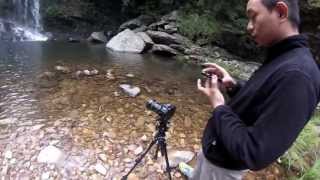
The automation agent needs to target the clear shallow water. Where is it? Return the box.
[0,41,213,179]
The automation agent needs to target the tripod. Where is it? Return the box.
[121,116,172,180]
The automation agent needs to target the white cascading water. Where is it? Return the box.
[0,0,47,41]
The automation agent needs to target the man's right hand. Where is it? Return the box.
[202,63,237,90]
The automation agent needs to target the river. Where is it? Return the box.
[0,41,213,179]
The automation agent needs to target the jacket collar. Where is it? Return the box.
[264,34,308,65]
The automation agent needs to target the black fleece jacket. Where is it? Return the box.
[202,35,320,170]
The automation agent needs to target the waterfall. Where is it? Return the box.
[0,0,47,41]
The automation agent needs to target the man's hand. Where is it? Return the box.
[197,75,225,109]
[202,63,237,90]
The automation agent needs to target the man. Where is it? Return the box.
[179,0,320,179]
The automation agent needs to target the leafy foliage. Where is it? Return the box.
[281,115,320,176]
[177,13,220,41]
[298,160,320,180]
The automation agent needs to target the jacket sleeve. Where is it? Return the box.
[212,70,318,170]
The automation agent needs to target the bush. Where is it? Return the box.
[280,115,320,176]
[177,13,220,41]
[299,160,320,180]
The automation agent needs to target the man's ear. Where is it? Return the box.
[275,1,289,19]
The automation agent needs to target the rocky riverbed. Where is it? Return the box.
[0,60,289,179]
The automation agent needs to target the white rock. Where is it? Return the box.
[162,150,195,168]
[83,70,91,76]
[94,163,107,175]
[54,66,70,73]
[126,73,135,78]
[98,154,107,162]
[90,69,99,75]
[119,84,141,97]
[37,146,65,164]
[106,29,146,53]
[140,135,148,142]
[32,124,45,131]
[4,150,12,159]
[41,172,50,180]
[134,146,143,155]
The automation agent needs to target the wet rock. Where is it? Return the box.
[162,150,195,168]
[119,84,141,97]
[146,30,181,45]
[164,23,178,34]
[83,70,90,76]
[140,135,148,142]
[41,172,50,180]
[106,29,146,54]
[88,32,107,43]
[169,44,187,53]
[128,173,139,180]
[37,145,65,164]
[54,65,71,73]
[68,37,81,43]
[152,44,178,56]
[126,73,135,78]
[133,25,148,33]
[94,163,108,175]
[98,154,107,162]
[0,117,17,125]
[90,174,103,180]
[37,71,56,80]
[4,150,13,159]
[134,146,143,155]
[136,32,154,50]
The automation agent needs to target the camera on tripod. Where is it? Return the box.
[146,99,176,123]
[122,99,176,180]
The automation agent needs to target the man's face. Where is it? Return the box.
[246,0,280,47]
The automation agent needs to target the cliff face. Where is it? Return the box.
[39,0,185,39]
[300,0,320,63]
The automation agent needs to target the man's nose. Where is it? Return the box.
[247,21,253,34]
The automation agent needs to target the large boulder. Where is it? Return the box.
[136,32,154,50]
[87,32,107,43]
[106,29,146,53]
[146,30,181,45]
[152,44,178,56]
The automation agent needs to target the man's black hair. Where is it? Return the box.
[261,0,300,28]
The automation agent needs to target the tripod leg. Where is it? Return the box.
[121,140,156,180]
[154,143,160,160]
[161,143,172,180]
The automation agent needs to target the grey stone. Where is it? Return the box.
[54,65,71,73]
[152,44,178,56]
[146,30,181,45]
[107,29,146,54]
[136,32,154,50]
[37,145,65,164]
[162,150,195,168]
[119,84,141,97]
[88,32,107,43]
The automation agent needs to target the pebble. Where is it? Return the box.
[41,172,50,180]
[4,150,13,159]
[94,163,107,175]
[98,154,108,162]
[134,146,143,155]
